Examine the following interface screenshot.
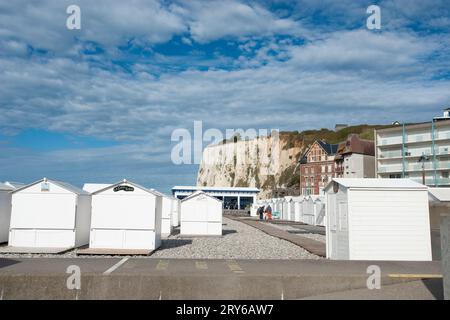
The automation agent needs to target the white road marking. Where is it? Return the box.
[103,257,129,275]
[388,273,443,279]
[195,261,208,270]
[227,260,245,274]
[156,260,169,270]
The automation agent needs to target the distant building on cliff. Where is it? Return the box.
[335,124,348,131]
[299,135,376,195]
[334,134,375,179]
[299,140,339,195]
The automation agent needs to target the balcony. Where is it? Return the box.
[378,138,402,147]
[436,178,450,185]
[378,151,403,159]
[378,165,403,173]
[435,132,450,141]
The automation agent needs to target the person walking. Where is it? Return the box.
[266,204,273,220]
[258,206,264,220]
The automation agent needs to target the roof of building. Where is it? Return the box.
[428,188,450,202]
[92,179,160,196]
[149,188,176,200]
[172,186,260,192]
[83,183,112,193]
[181,190,223,203]
[0,183,14,191]
[376,118,450,133]
[3,181,25,189]
[299,140,339,163]
[12,178,89,195]
[317,140,339,155]
[335,134,375,159]
[326,178,427,190]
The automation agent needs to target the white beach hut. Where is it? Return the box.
[151,189,174,237]
[274,198,283,219]
[325,178,432,261]
[8,178,91,251]
[313,196,326,226]
[292,196,304,222]
[288,197,296,221]
[180,191,222,236]
[302,196,315,225]
[87,180,162,252]
[0,183,14,243]
[171,198,181,227]
[428,188,450,260]
[282,196,294,220]
[250,203,258,217]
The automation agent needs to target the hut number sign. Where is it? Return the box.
[113,185,134,192]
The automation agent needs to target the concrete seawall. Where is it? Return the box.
[0,273,431,300]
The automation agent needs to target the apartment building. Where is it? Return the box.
[335,134,375,178]
[375,109,450,186]
[299,140,339,195]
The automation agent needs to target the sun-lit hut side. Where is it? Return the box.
[325,178,432,261]
[180,191,223,236]
[151,189,175,237]
[86,179,162,254]
[7,178,91,253]
[171,197,181,228]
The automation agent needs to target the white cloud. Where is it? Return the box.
[175,0,304,43]
[0,0,187,53]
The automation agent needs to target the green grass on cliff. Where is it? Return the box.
[280,124,392,150]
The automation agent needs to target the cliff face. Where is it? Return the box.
[196,124,385,198]
[196,133,303,198]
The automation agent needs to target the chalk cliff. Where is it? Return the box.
[196,133,303,198]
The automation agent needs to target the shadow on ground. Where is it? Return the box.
[422,278,444,300]
[159,239,193,249]
[0,258,21,270]
[222,229,237,236]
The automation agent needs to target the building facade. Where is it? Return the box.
[171,186,259,210]
[299,140,339,195]
[375,113,450,186]
[335,134,375,179]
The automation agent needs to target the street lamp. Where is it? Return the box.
[418,154,430,185]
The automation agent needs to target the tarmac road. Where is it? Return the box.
[0,257,443,299]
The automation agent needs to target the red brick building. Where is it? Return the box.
[299,140,339,195]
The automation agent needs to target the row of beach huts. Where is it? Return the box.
[254,178,449,262]
[0,178,222,254]
[251,195,326,226]
[0,177,448,262]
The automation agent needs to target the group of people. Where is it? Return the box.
[257,205,272,220]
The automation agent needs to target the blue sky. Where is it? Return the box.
[0,0,450,193]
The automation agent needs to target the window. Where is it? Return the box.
[41,182,50,192]
[442,171,449,178]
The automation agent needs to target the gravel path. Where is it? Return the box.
[262,222,326,244]
[151,217,321,259]
[0,218,322,259]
